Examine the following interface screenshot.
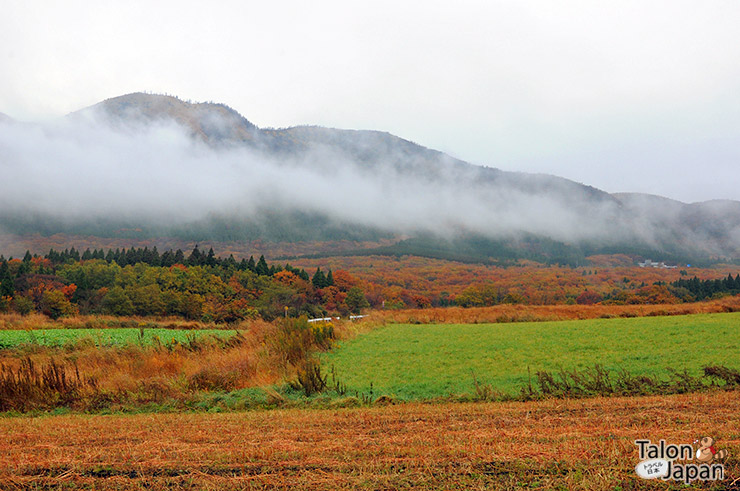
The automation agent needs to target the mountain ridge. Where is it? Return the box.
[1,92,737,263]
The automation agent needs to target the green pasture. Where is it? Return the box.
[0,328,235,349]
[325,312,740,400]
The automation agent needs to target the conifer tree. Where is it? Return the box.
[0,261,13,297]
[312,268,327,288]
[206,248,217,267]
[188,246,203,266]
[255,255,270,276]
[173,249,185,265]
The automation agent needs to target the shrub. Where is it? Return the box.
[13,296,34,315]
[274,317,334,366]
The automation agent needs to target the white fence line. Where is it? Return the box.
[307,315,367,323]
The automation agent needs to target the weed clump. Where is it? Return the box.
[289,359,328,396]
[0,357,98,411]
[518,364,740,400]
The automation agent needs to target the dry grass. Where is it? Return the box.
[370,295,740,325]
[0,317,358,411]
[0,390,738,489]
[0,320,284,410]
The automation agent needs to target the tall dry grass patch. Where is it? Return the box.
[370,294,740,325]
[0,319,281,410]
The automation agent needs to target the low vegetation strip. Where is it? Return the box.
[1,390,738,489]
[326,312,740,400]
[0,327,235,348]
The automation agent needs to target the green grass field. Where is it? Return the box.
[325,312,740,400]
[0,328,236,349]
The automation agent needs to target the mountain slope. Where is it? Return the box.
[0,93,737,263]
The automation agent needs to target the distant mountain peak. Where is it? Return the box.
[79,92,259,144]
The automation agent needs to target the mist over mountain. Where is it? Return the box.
[0,93,737,263]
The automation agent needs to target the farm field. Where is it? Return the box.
[326,312,740,399]
[0,327,236,349]
[1,390,738,489]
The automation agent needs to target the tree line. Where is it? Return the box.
[670,274,740,301]
[0,247,367,321]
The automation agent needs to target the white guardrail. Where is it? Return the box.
[307,315,367,323]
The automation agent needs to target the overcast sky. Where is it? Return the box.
[1,0,738,203]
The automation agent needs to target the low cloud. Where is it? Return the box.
[0,109,735,257]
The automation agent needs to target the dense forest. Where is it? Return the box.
[670,275,740,302]
[0,247,368,321]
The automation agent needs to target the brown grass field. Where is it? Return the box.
[368,294,740,325]
[2,390,739,490]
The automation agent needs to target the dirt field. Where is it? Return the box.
[2,391,739,489]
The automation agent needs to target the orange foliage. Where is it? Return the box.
[273,270,299,285]
[332,269,358,291]
[291,255,738,307]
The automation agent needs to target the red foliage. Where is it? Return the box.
[576,291,602,305]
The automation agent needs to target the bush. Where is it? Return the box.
[13,296,34,315]
[274,317,335,366]
[40,289,78,319]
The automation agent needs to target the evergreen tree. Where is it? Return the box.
[247,256,256,272]
[255,255,270,276]
[0,261,13,297]
[127,247,142,265]
[326,269,334,287]
[206,248,217,267]
[312,268,327,288]
[150,246,161,266]
[17,260,30,275]
[224,254,237,270]
[46,249,58,263]
[160,250,175,267]
[173,249,185,265]
[188,246,203,266]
